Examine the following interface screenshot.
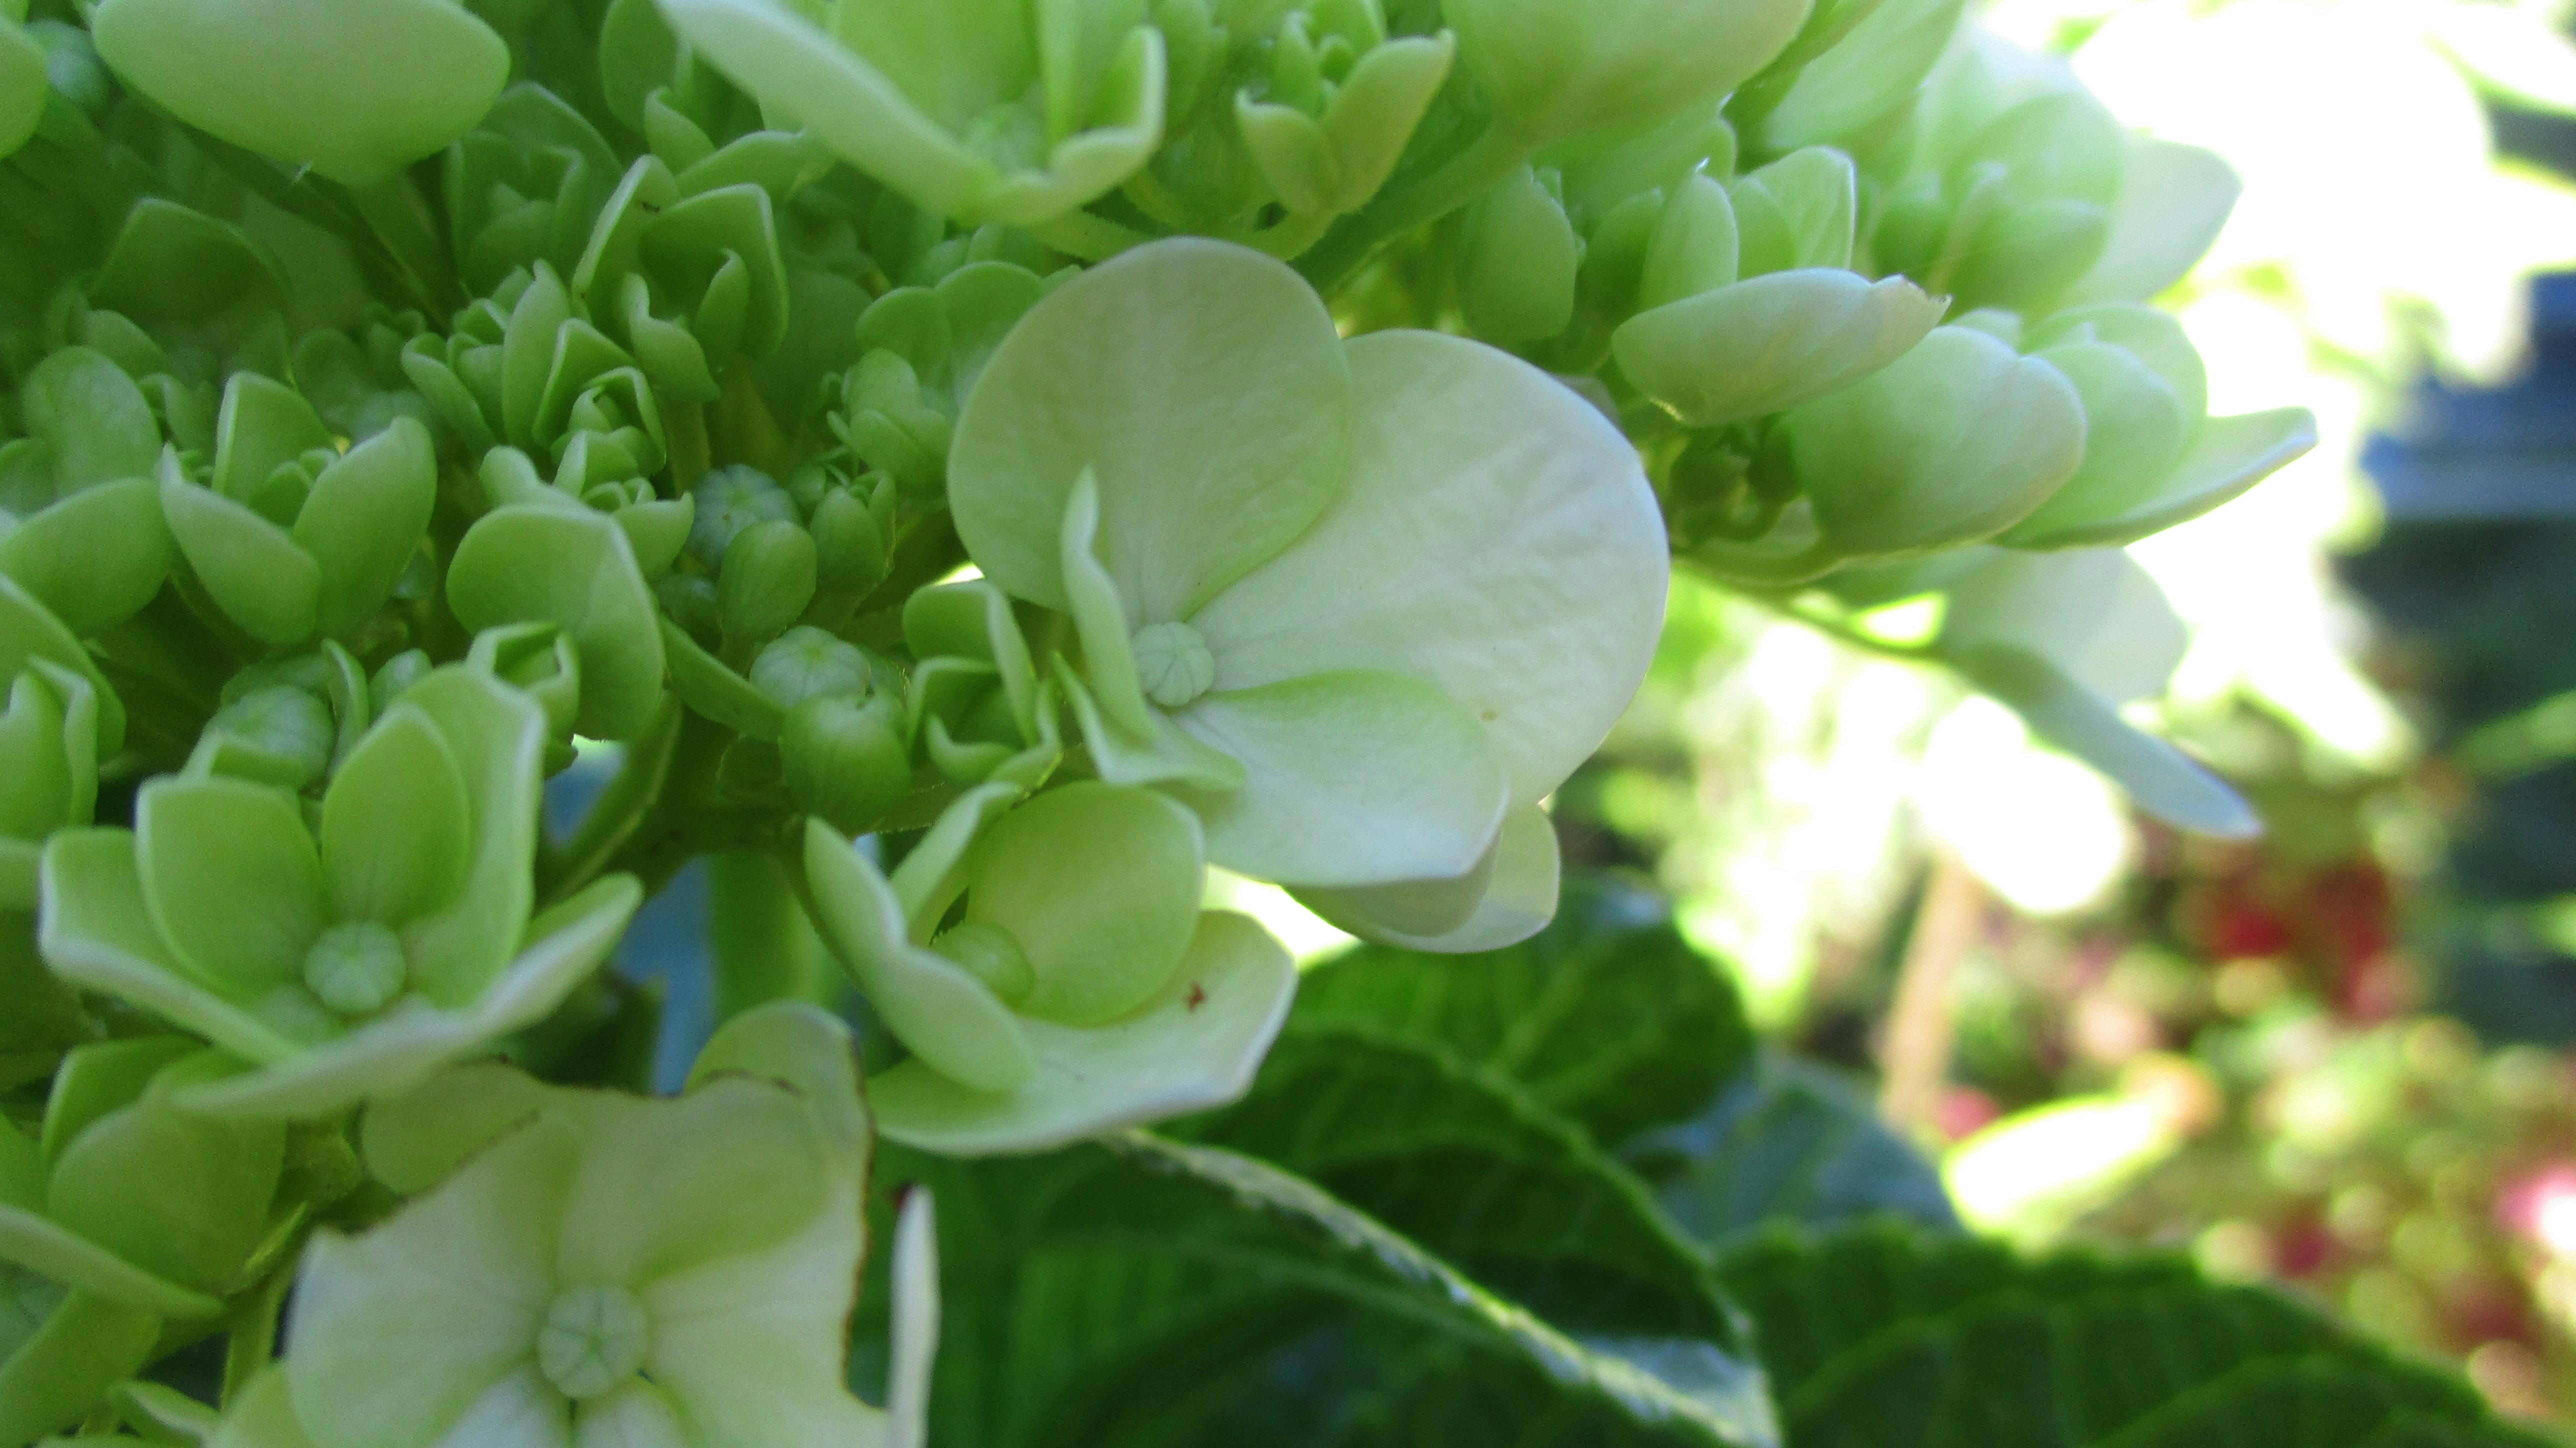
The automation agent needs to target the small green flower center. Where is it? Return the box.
[936,922,1035,1006]
[537,1283,651,1400]
[1131,622,1215,709]
[302,922,408,1018]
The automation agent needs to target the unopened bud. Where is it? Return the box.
[780,692,912,836]
[718,519,818,646]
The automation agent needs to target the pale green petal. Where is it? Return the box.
[2062,136,2240,307]
[0,20,42,160]
[882,782,1022,934]
[1940,548,2184,708]
[1058,468,1152,738]
[135,776,325,996]
[321,706,472,926]
[178,878,640,1121]
[1191,330,1666,810]
[636,1174,871,1448]
[396,670,546,1008]
[873,910,1295,1154]
[158,471,322,646]
[572,1381,685,1448]
[554,1078,826,1287]
[90,0,509,185]
[2002,408,2316,550]
[962,782,1204,1026]
[1296,803,1562,954]
[362,1062,552,1196]
[884,1188,938,1448]
[446,508,666,742]
[1612,270,1943,426]
[1170,670,1507,888]
[288,1120,573,1448]
[660,0,1001,224]
[1056,666,1246,794]
[424,1368,570,1448]
[949,239,1351,620]
[685,1002,868,1158]
[801,820,1034,1094]
[40,830,304,1064]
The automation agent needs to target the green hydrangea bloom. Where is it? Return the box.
[38,668,642,1120]
[211,1002,934,1448]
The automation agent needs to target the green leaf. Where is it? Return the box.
[1172,1028,1762,1377]
[447,506,667,741]
[1713,1223,2556,1448]
[1624,1051,1958,1246]
[870,1130,1776,1448]
[89,0,510,186]
[1291,876,1754,1147]
[949,239,1352,620]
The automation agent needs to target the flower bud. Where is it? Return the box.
[656,572,722,646]
[780,692,912,837]
[718,518,818,647]
[1787,324,2087,556]
[370,648,433,714]
[1731,146,1856,276]
[191,684,336,792]
[838,352,951,500]
[808,486,890,599]
[749,626,874,711]
[1457,166,1580,346]
[1634,174,1740,313]
[0,660,98,856]
[686,464,796,572]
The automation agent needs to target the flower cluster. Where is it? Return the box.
[0,0,2308,1440]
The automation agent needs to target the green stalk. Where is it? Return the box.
[707,850,836,1022]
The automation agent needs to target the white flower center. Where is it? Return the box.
[538,1283,650,1400]
[302,922,408,1017]
[1131,622,1215,708]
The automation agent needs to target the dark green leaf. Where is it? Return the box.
[1626,1050,1958,1245]
[1714,1222,2555,1448]
[1293,874,1756,1146]
[870,1132,1780,1448]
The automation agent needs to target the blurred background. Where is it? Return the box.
[1558,0,2576,1425]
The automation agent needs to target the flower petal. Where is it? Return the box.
[636,1172,873,1448]
[2062,136,2240,308]
[38,828,302,1064]
[178,877,640,1121]
[1296,803,1563,954]
[1170,670,1507,888]
[288,1118,574,1448]
[552,1080,828,1288]
[1612,270,1943,427]
[949,239,1352,620]
[572,1381,688,1448]
[963,782,1205,1027]
[872,910,1294,1154]
[322,705,472,926]
[1191,330,1666,809]
[2002,408,2316,550]
[136,775,325,996]
[802,820,1035,1094]
[396,670,546,1009]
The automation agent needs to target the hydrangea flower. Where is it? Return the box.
[214,1002,934,1448]
[38,668,642,1120]
[948,238,1669,948]
[0,1040,282,1444]
[802,781,1294,1154]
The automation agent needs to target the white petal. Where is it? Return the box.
[1612,270,1942,426]
[1170,670,1506,888]
[948,239,1351,620]
[2062,136,2240,306]
[1190,330,1667,808]
[1296,804,1562,954]
[872,911,1295,1154]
